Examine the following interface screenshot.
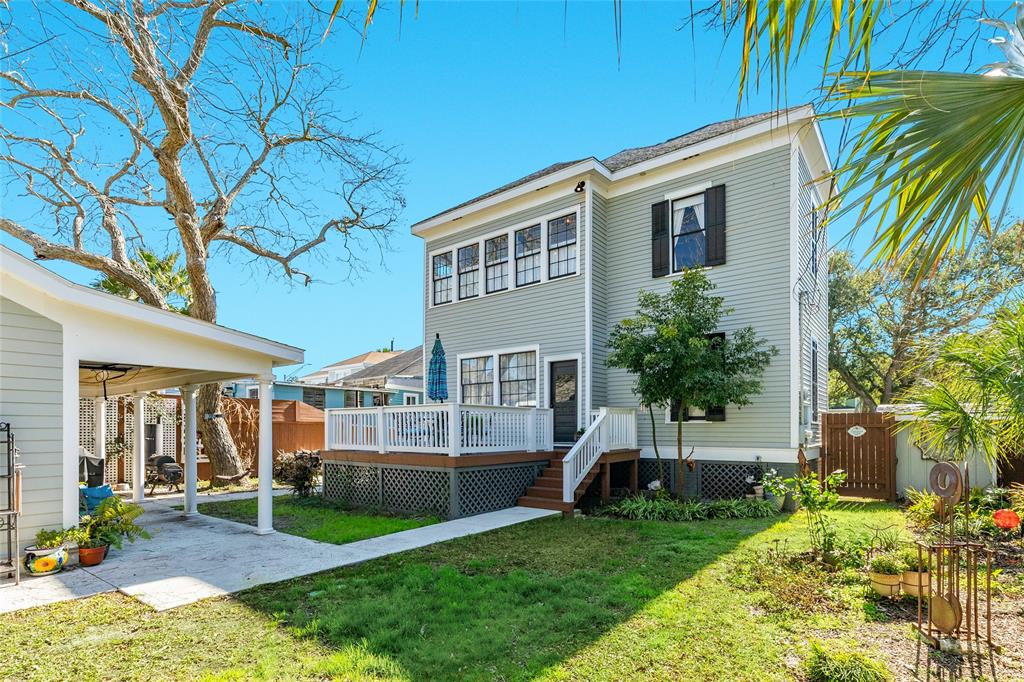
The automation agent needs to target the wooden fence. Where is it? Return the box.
[820,411,897,501]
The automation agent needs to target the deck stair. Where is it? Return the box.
[517,457,600,513]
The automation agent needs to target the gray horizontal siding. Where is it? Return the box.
[600,145,795,450]
[0,296,64,549]
[590,190,609,411]
[425,193,587,420]
[797,151,828,444]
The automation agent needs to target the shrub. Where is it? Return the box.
[868,553,903,576]
[273,450,321,497]
[904,487,940,529]
[764,470,847,559]
[804,641,892,682]
[602,495,778,522]
[899,547,928,573]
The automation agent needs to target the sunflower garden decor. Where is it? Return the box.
[23,529,69,576]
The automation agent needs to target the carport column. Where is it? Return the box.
[255,375,275,535]
[182,385,198,516]
[132,392,145,502]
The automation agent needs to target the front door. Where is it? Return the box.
[549,360,578,445]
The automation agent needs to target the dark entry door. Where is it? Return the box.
[549,360,578,445]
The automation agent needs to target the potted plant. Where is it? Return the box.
[23,528,70,576]
[900,547,930,598]
[868,553,904,597]
[760,469,787,513]
[76,496,150,567]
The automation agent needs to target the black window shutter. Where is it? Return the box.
[670,398,682,422]
[651,200,670,277]
[706,406,726,422]
[704,184,726,266]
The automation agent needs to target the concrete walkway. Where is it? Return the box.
[0,501,556,614]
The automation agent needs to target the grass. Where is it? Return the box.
[197,496,438,544]
[1,502,909,681]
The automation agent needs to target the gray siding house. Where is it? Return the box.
[415,106,830,491]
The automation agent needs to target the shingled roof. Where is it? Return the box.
[415,107,806,227]
[343,346,423,384]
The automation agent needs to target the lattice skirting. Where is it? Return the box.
[636,459,803,500]
[323,460,547,519]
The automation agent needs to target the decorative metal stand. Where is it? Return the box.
[1,422,22,586]
[914,461,998,651]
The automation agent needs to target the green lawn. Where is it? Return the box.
[0,502,923,681]
[197,496,438,544]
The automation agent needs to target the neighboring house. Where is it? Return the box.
[341,346,424,406]
[414,106,830,493]
[0,246,302,555]
[296,351,401,386]
[228,347,423,408]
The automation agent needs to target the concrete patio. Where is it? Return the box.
[1,498,556,614]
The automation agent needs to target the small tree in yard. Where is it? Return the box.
[608,271,777,494]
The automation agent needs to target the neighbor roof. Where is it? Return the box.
[344,346,423,383]
[414,106,809,228]
[324,350,401,370]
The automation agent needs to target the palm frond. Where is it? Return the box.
[820,70,1024,282]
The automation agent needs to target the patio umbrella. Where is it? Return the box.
[427,333,448,402]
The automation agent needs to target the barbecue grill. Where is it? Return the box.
[146,454,183,494]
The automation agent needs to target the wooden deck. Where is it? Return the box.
[320,449,557,468]
[517,448,642,514]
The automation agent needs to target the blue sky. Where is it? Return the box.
[2,1,1014,377]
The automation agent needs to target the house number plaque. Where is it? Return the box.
[847,425,866,437]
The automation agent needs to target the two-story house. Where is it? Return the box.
[321,106,830,517]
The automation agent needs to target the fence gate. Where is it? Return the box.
[820,412,896,501]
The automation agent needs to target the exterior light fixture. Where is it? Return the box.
[574,181,586,193]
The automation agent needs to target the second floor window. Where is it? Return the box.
[672,195,706,271]
[547,213,577,278]
[432,252,453,305]
[460,356,494,405]
[810,209,820,280]
[458,244,479,299]
[485,234,508,293]
[515,224,541,286]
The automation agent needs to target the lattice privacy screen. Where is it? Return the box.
[698,462,763,500]
[456,463,544,517]
[323,459,549,519]
[78,396,178,484]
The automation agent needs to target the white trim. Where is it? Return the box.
[583,182,594,419]
[663,181,713,202]
[411,106,817,236]
[788,142,802,449]
[403,393,420,405]
[638,446,801,463]
[0,246,303,365]
[455,344,541,407]
[543,353,583,441]
[426,206,581,310]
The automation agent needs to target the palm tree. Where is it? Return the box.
[906,302,1024,466]
[93,251,192,315]
[326,1,1024,282]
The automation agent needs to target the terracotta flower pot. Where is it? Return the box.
[901,570,930,598]
[77,544,110,567]
[869,571,901,597]
[23,545,69,576]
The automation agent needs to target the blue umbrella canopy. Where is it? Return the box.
[427,334,448,402]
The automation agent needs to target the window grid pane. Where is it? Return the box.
[548,244,576,278]
[671,196,705,272]
[460,356,493,405]
[547,214,576,248]
[432,252,452,305]
[457,244,479,300]
[485,235,509,293]
[499,351,536,407]
[514,225,541,286]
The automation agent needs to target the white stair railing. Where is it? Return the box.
[562,408,607,504]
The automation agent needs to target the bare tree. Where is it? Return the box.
[1,1,404,482]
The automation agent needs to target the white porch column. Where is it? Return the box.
[182,385,198,516]
[255,376,275,535]
[93,397,107,479]
[132,392,145,502]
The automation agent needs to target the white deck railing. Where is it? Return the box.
[325,403,554,456]
[562,407,639,502]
